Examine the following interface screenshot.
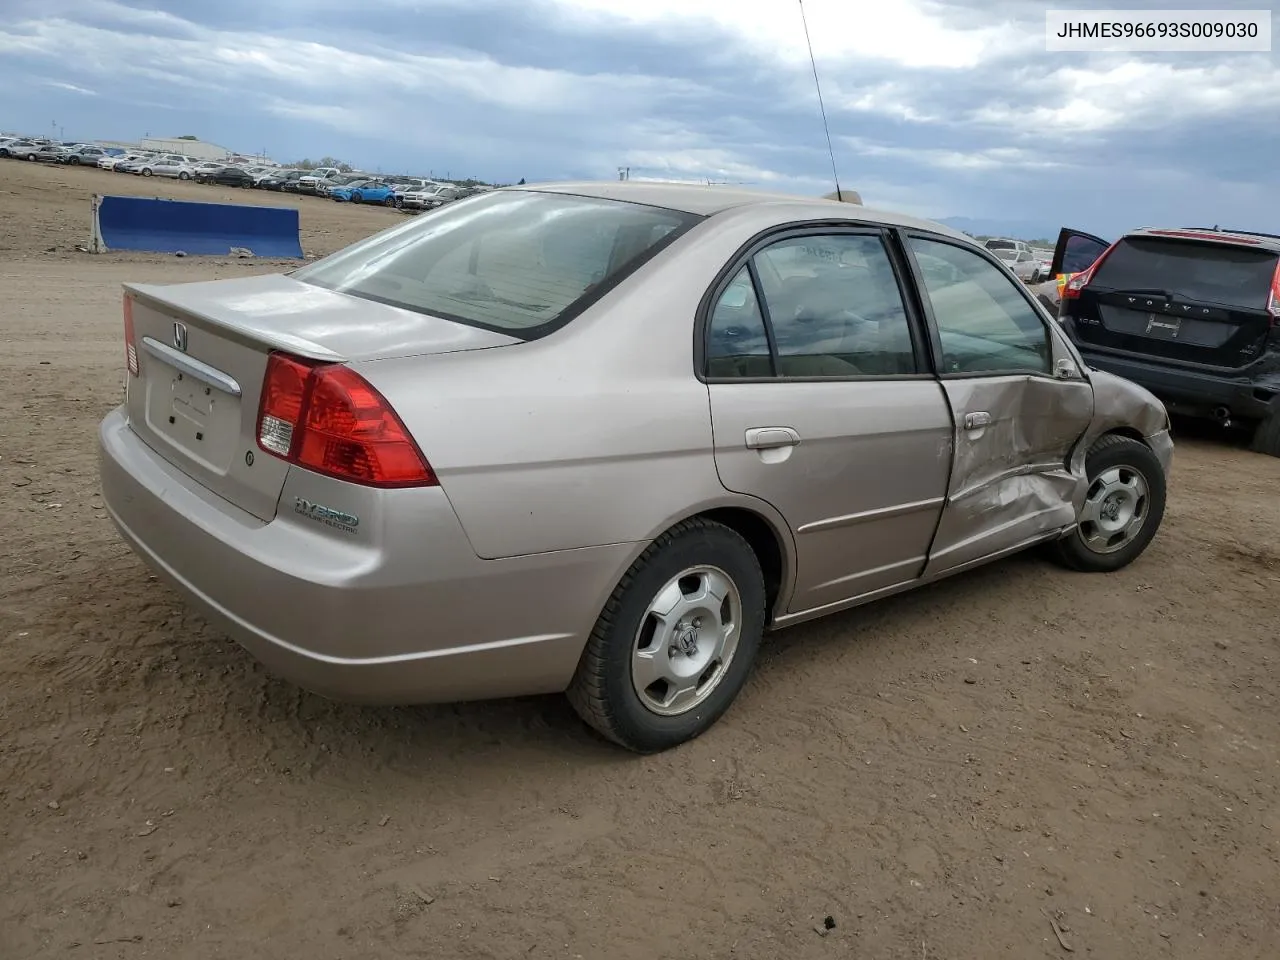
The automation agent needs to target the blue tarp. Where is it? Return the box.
[93,194,304,258]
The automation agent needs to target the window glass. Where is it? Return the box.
[1061,234,1109,274]
[706,267,773,378]
[751,235,917,376]
[294,191,698,338]
[1091,237,1278,310]
[910,237,1051,374]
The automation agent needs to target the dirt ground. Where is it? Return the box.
[2,159,1279,960]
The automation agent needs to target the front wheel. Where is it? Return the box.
[141,168,153,177]
[178,171,190,180]
[1049,434,1166,572]
[350,192,362,203]
[383,195,395,207]
[566,518,766,753]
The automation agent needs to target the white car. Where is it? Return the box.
[139,158,195,180]
[398,183,464,210]
[992,247,1041,282]
[98,153,141,170]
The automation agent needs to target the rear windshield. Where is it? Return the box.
[985,239,1016,250]
[1092,237,1278,311]
[293,190,701,339]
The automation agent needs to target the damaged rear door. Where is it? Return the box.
[901,233,1094,576]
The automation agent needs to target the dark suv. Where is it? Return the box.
[1052,226,1280,457]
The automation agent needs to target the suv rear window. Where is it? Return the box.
[293,190,700,339]
[1092,237,1278,311]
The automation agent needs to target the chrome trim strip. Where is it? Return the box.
[796,496,945,534]
[141,336,242,397]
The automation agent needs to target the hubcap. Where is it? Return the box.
[631,565,742,717]
[1078,464,1149,555]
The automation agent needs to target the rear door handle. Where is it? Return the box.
[963,411,992,430]
[745,426,801,450]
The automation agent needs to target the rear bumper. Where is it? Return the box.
[98,407,635,705]
[1075,345,1279,421]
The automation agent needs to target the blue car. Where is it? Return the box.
[330,179,397,205]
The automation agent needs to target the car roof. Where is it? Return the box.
[1126,226,1280,252]
[514,181,969,238]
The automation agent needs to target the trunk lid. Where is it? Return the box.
[1071,235,1277,369]
[123,273,519,520]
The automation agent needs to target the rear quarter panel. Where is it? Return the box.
[354,206,827,561]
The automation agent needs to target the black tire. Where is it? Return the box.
[141,168,152,177]
[178,171,190,180]
[1048,434,1166,573]
[26,153,36,162]
[1251,413,1280,458]
[566,518,766,753]
[383,195,395,207]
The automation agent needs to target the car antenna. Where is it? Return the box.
[798,0,844,202]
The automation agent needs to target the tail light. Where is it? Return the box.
[256,352,437,488]
[1060,241,1120,302]
[1268,260,1280,327]
[123,294,138,376]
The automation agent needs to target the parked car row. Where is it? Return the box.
[0,134,495,211]
[0,137,121,165]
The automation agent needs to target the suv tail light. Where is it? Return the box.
[1060,240,1120,301]
[1268,260,1280,327]
[256,352,438,488]
[123,294,138,376]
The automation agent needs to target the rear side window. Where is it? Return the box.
[293,191,700,339]
[1093,238,1278,311]
[705,232,920,379]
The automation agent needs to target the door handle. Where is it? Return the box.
[962,411,992,430]
[745,427,801,450]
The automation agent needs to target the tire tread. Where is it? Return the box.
[1049,433,1165,572]
[566,517,758,750]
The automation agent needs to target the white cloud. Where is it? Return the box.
[0,9,708,116]
[539,0,1037,69]
[42,78,97,95]
[972,58,1280,136]
[843,136,1068,172]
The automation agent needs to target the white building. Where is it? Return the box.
[138,137,236,161]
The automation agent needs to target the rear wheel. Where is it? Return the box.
[178,171,190,180]
[567,518,766,753]
[1251,413,1280,458]
[141,168,153,177]
[1049,434,1166,572]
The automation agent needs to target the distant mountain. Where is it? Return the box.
[935,216,1066,246]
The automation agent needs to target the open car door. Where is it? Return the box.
[1030,227,1111,316]
[1050,226,1111,279]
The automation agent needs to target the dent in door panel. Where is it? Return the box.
[926,375,1093,575]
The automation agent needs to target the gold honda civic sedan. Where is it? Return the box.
[99,182,1172,752]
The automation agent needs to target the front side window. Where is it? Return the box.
[705,232,919,378]
[910,237,1051,375]
[294,190,700,339]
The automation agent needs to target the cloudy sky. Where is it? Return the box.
[1,0,1277,236]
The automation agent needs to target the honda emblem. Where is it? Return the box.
[172,321,188,352]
